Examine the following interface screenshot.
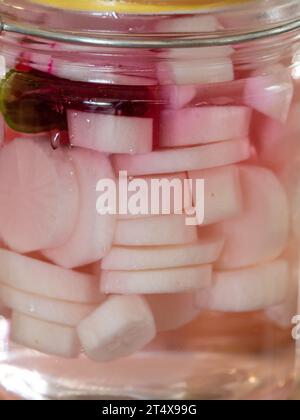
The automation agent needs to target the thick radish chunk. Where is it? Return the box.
[113,138,251,176]
[0,285,97,326]
[214,165,289,269]
[160,106,251,148]
[43,150,116,268]
[157,57,234,86]
[11,312,80,358]
[68,110,153,154]
[102,236,224,271]
[117,172,188,220]
[244,65,294,123]
[188,165,242,225]
[197,260,289,312]
[0,139,79,253]
[146,294,201,332]
[0,249,101,303]
[101,265,212,294]
[114,215,197,247]
[78,295,156,363]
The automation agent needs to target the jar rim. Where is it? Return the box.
[1,0,300,48]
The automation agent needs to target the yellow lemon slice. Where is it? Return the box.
[29,0,253,14]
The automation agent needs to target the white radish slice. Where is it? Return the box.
[161,85,197,110]
[11,312,80,358]
[101,265,212,294]
[113,138,251,176]
[146,293,201,332]
[0,249,101,303]
[68,110,153,155]
[188,165,242,225]
[0,285,96,326]
[0,138,79,253]
[214,165,289,269]
[155,15,223,33]
[157,57,234,86]
[114,215,197,246]
[77,295,156,362]
[117,172,188,220]
[197,260,289,312]
[160,106,252,148]
[244,65,294,123]
[43,149,116,269]
[102,236,224,271]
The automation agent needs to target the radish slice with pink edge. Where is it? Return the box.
[196,260,289,313]
[0,285,97,326]
[0,249,101,303]
[213,165,289,269]
[0,138,79,253]
[101,265,212,295]
[68,110,153,155]
[146,293,201,332]
[188,165,242,226]
[244,65,294,123]
[117,172,188,220]
[43,149,116,269]
[77,295,156,363]
[160,106,252,148]
[112,138,251,176]
[102,236,224,271]
[11,312,81,358]
[114,215,197,246]
[161,85,197,110]
[157,57,234,86]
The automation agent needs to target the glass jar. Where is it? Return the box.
[0,0,300,401]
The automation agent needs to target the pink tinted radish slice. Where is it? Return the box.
[146,293,201,332]
[78,295,156,363]
[114,215,197,247]
[213,165,289,269]
[0,249,101,303]
[0,285,96,326]
[197,259,289,312]
[161,85,197,110]
[0,138,79,253]
[117,172,188,220]
[160,106,251,148]
[102,236,224,271]
[68,110,153,154]
[188,165,242,225]
[43,149,116,269]
[11,312,80,358]
[157,57,234,86]
[113,138,251,176]
[101,265,212,295]
[244,65,294,123]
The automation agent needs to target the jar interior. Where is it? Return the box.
[0,2,299,400]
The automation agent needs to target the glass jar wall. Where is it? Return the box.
[0,0,299,400]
